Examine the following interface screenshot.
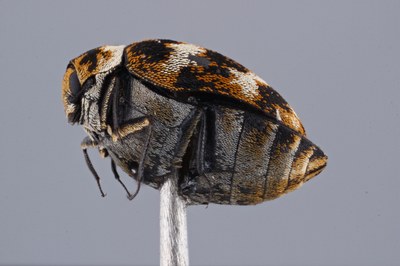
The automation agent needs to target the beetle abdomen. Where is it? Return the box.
[182,106,327,205]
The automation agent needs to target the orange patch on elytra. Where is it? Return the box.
[124,40,306,135]
[73,48,114,84]
[272,104,306,136]
[61,67,75,114]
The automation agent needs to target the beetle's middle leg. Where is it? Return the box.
[174,108,214,204]
[193,109,214,203]
[81,136,134,198]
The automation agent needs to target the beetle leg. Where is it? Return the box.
[195,111,206,175]
[81,145,106,197]
[80,137,106,197]
[177,109,213,204]
[127,122,152,201]
[82,134,108,158]
[110,159,133,198]
[111,78,123,141]
[80,136,98,149]
[194,110,214,202]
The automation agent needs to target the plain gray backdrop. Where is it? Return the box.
[0,1,399,265]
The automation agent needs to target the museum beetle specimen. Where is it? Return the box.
[62,39,327,205]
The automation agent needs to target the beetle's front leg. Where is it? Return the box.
[81,136,108,157]
[80,137,107,197]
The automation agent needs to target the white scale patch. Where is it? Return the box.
[81,72,108,132]
[97,45,125,73]
[66,104,76,117]
[276,109,282,121]
[163,43,206,73]
[229,68,267,99]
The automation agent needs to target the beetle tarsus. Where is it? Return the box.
[127,180,141,201]
[110,159,133,198]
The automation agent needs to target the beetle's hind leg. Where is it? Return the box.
[80,137,106,197]
[194,109,214,203]
[178,108,214,204]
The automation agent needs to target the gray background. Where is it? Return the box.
[0,0,399,265]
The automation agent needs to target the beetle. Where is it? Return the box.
[62,39,327,205]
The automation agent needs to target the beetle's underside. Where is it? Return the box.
[71,69,326,205]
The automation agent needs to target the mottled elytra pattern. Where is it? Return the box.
[62,39,328,205]
[124,39,305,135]
[71,45,125,85]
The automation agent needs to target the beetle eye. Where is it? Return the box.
[69,70,81,96]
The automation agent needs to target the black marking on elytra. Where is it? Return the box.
[205,49,247,73]
[188,54,211,68]
[78,48,101,72]
[174,66,218,91]
[257,84,291,112]
[128,39,177,64]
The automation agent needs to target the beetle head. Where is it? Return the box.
[62,45,125,124]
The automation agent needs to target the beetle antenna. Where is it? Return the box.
[110,159,133,198]
[82,148,106,197]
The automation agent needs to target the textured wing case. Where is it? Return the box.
[124,39,306,135]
